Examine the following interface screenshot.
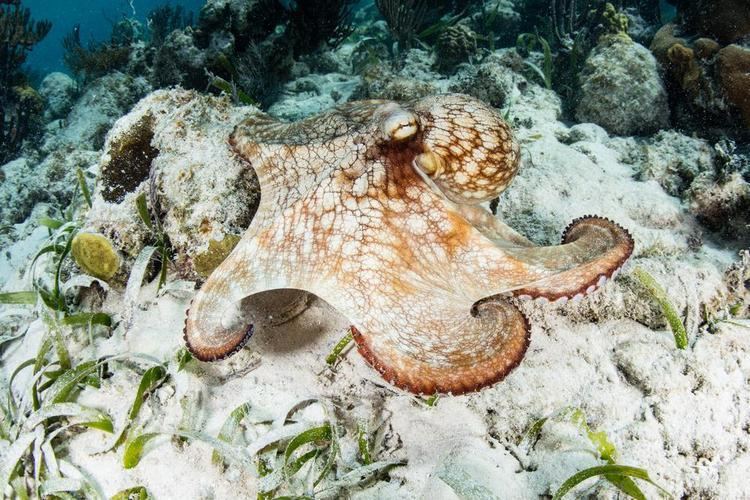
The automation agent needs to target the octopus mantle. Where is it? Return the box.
[184,94,633,395]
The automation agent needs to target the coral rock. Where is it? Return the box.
[39,72,77,120]
[85,89,261,279]
[650,27,735,129]
[666,43,703,98]
[353,49,441,101]
[448,55,519,109]
[688,172,750,242]
[650,23,686,61]
[197,0,283,50]
[43,72,152,152]
[693,38,721,60]
[576,37,669,136]
[610,130,716,197]
[151,28,207,89]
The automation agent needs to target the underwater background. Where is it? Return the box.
[25,0,205,74]
[2,0,750,498]
[23,0,675,75]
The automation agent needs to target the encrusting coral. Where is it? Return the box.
[716,45,750,127]
[183,93,634,395]
[193,234,242,278]
[435,23,478,73]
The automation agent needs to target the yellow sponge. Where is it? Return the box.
[71,232,121,281]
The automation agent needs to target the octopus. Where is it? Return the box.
[184,94,633,395]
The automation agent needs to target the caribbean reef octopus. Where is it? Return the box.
[184,94,633,395]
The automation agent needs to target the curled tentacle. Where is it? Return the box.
[183,219,297,361]
[509,216,634,302]
[184,281,255,362]
[349,296,529,395]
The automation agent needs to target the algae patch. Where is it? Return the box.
[100,114,160,203]
[193,234,241,278]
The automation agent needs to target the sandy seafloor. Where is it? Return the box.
[2,42,750,500]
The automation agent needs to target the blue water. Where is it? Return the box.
[25,0,203,75]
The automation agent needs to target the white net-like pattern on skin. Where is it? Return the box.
[184,94,634,395]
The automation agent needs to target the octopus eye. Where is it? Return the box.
[413,150,445,177]
[381,109,420,142]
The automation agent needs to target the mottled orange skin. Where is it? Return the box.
[183,94,633,395]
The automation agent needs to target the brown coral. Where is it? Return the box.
[666,44,703,99]
[676,0,750,45]
[717,45,750,127]
[650,22,748,129]
[693,38,720,60]
[650,23,686,61]
[435,24,477,73]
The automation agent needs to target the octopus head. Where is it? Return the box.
[409,94,521,204]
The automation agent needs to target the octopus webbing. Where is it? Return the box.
[183,94,633,395]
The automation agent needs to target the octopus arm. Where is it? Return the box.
[502,216,634,301]
[325,286,530,395]
[454,203,534,248]
[230,101,386,147]
[183,215,310,361]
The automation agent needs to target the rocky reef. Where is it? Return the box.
[0,72,150,227]
[22,72,745,499]
[651,0,750,131]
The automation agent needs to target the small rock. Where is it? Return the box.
[449,55,519,109]
[563,123,610,144]
[39,72,77,121]
[688,171,750,242]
